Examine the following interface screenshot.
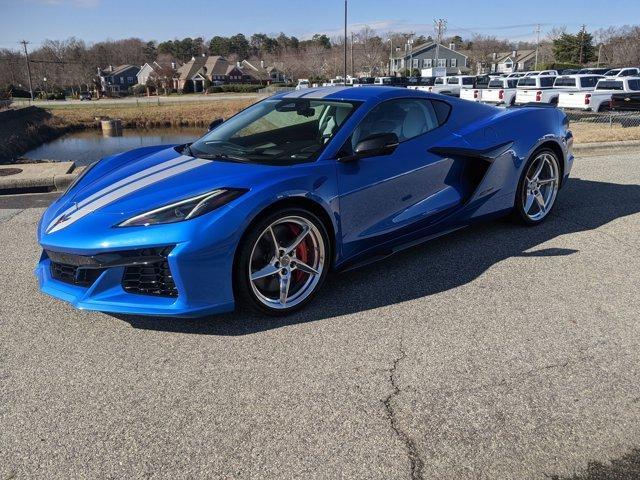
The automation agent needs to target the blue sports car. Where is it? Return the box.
[36,86,573,316]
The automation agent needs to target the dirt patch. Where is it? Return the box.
[44,99,256,129]
[0,107,78,163]
[571,123,640,144]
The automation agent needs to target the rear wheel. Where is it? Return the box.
[234,208,330,315]
[514,149,560,225]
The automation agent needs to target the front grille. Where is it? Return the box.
[122,247,178,298]
[50,261,105,287]
[46,246,177,297]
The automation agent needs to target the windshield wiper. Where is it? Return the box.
[194,152,252,163]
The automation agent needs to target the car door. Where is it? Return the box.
[336,98,465,259]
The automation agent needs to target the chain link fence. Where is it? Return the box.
[564,109,640,129]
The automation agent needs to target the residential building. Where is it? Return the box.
[492,50,537,74]
[175,55,248,92]
[391,42,469,76]
[241,59,287,83]
[98,65,140,94]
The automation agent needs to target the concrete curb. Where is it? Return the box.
[0,162,75,194]
[573,140,640,156]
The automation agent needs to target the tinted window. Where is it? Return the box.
[488,79,503,88]
[447,77,460,84]
[507,79,519,88]
[580,76,601,88]
[554,77,576,87]
[540,77,556,87]
[628,80,640,91]
[435,77,444,85]
[518,77,536,87]
[597,80,624,90]
[462,77,474,85]
[349,99,445,151]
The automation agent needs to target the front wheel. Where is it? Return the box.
[234,208,330,316]
[514,149,561,225]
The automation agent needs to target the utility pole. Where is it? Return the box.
[579,24,586,65]
[20,40,34,101]
[388,38,393,76]
[534,24,541,70]
[434,19,447,69]
[597,43,603,67]
[343,0,347,84]
[351,31,354,78]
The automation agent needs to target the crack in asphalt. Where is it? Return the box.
[0,209,25,225]
[382,344,424,480]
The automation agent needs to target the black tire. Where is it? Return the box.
[233,207,331,316]
[513,148,561,226]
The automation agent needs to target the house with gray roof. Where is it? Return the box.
[175,55,246,92]
[491,50,537,74]
[391,43,469,76]
[98,65,141,94]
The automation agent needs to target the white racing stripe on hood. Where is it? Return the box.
[46,157,209,234]
[47,155,194,231]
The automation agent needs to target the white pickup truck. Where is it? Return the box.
[515,74,603,105]
[481,77,520,105]
[514,75,557,104]
[558,77,640,111]
[603,67,640,77]
[421,76,476,97]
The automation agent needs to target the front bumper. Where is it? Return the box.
[36,245,235,317]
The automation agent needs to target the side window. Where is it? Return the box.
[628,79,640,91]
[349,99,448,152]
[540,77,555,87]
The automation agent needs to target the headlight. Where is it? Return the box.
[117,188,246,227]
[65,160,99,194]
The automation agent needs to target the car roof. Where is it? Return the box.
[272,86,433,102]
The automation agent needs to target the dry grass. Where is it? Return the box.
[570,123,640,143]
[45,99,257,128]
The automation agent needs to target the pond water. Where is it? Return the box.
[23,127,206,166]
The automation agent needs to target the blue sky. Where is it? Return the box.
[2,0,639,48]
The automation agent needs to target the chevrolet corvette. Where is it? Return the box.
[36,86,573,316]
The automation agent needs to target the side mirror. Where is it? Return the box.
[208,118,224,131]
[340,133,399,162]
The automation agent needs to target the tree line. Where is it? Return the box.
[1,25,639,95]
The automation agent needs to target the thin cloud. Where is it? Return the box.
[28,0,100,7]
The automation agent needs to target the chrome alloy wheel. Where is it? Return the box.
[248,216,325,310]
[522,152,560,222]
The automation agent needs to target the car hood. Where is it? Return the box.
[44,145,279,234]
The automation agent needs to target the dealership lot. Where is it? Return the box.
[1,152,639,479]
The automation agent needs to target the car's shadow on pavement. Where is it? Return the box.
[547,447,640,479]
[112,177,640,336]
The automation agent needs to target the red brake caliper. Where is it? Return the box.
[289,224,309,283]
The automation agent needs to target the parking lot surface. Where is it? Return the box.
[1,152,639,479]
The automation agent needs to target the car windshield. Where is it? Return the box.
[189,98,359,165]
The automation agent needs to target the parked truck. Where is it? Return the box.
[515,74,603,105]
[514,75,557,104]
[481,77,520,106]
[558,77,640,111]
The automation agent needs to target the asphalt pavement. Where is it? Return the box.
[1,152,639,479]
